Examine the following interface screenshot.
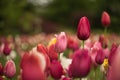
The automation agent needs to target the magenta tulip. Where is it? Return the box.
[55,32,67,53]
[101,11,111,27]
[77,16,90,40]
[68,49,91,78]
[50,60,64,79]
[95,49,105,65]
[3,43,11,56]
[3,60,16,78]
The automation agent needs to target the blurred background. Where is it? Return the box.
[0,0,120,36]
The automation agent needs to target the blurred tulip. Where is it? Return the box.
[0,76,3,80]
[60,77,71,80]
[3,60,16,78]
[77,16,90,40]
[101,11,111,27]
[90,42,102,66]
[48,44,58,60]
[21,47,50,80]
[107,45,120,80]
[55,32,67,53]
[3,42,11,56]
[108,43,118,65]
[95,49,105,65]
[50,60,64,79]
[99,34,108,48]
[67,37,79,51]
[68,49,91,78]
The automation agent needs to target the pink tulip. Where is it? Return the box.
[50,60,64,79]
[90,42,102,66]
[101,11,111,27]
[3,60,16,78]
[68,49,91,78]
[21,46,50,80]
[108,43,118,65]
[107,45,120,80]
[77,16,90,40]
[55,32,67,53]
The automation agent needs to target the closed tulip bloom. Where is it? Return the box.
[68,49,91,78]
[21,46,50,80]
[77,16,90,40]
[55,32,67,53]
[95,49,105,65]
[99,34,108,48]
[50,60,64,79]
[3,60,16,78]
[3,43,11,56]
[101,11,111,27]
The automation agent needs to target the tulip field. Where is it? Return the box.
[0,11,120,80]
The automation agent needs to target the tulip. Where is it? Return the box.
[50,60,64,79]
[68,49,91,78]
[0,76,3,80]
[77,16,90,40]
[3,43,11,56]
[108,43,118,65]
[67,37,79,51]
[101,11,110,27]
[107,45,120,80]
[21,46,50,80]
[95,49,105,65]
[3,60,16,78]
[90,42,102,66]
[99,34,108,48]
[55,32,67,53]
[60,77,71,80]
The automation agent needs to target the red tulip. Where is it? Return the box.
[50,60,64,79]
[48,44,58,60]
[3,42,11,56]
[55,32,67,53]
[68,49,91,78]
[77,16,90,40]
[101,11,111,27]
[67,37,79,51]
[21,46,50,80]
[3,60,16,78]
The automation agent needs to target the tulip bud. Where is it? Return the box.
[95,49,105,65]
[101,11,111,27]
[3,60,16,78]
[68,49,91,78]
[77,16,90,40]
[50,60,64,79]
[55,32,67,53]
[3,43,11,56]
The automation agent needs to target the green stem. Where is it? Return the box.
[82,40,84,49]
[104,27,107,35]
